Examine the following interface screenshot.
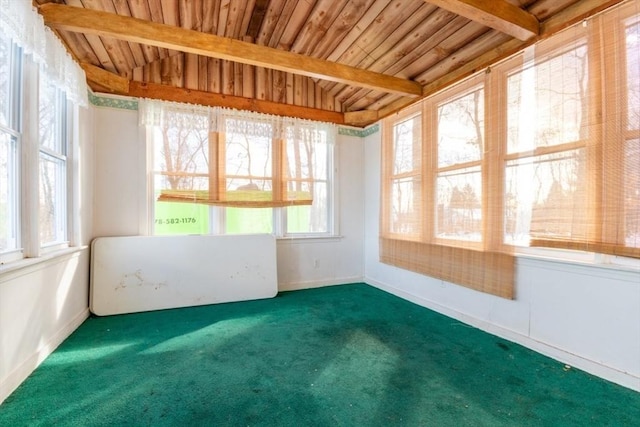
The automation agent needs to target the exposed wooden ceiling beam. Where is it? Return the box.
[38,3,422,97]
[127,81,345,125]
[424,0,539,41]
[81,63,129,94]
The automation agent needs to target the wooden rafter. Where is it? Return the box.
[38,3,422,97]
[424,0,539,41]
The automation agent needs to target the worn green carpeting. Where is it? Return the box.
[1,283,638,426]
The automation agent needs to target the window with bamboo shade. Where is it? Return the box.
[381,0,640,299]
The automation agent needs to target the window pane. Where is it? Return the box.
[504,149,587,245]
[39,154,66,245]
[627,20,640,131]
[436,166,482,242]
[393,115,421,174]
[625,138,640,248]
[0,33,9,128]
[507,44,588,153]
[0,132,18,253]
[390,177,421,236]
[153,117,211,234]
[225,207,273,234]
[438,87,484,168]
[39,76,63,153]
[287,181,328,233]
[226,120,272,197]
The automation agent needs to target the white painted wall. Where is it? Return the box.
[0,105,94,403]
[363,129,640,391]
[91,105,364,291]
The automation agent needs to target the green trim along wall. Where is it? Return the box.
[87,91,380,137]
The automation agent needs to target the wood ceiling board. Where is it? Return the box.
[39,3,423,97]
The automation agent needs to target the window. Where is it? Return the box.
[433,82,484,245]
[0,2,85,265]
[38,74,68,247]
[143,101,335,237]
[0,32,21,261]
[381,2,640,298]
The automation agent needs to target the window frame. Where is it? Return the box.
[381,3,640,278]
[145,109,337,239]
[0,35,22,263]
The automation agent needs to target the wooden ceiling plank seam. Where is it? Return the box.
[423,0,540,41]
[198,55,208,92]
[289,0,350,56]
[256,0,287,45]
[146,0,170,58]
[362,4,442,66]
[201,0,217,34]
[217,0,231,37]
[178,0,195,30]
[274,0,316,50]
[307,0,379,60]
[359,8,460,76]
[112,0,148,68]
[417,30,511,87]
[128,80,345,124]
[322,3,437,99]
[247,0,270,40]
[207,58,221,93]
[57,30,101,66]
[224,0,244,39]
[397,16,476,80]
[160,0,180,57]
[324,0,393,63]
[326,0,427,74]
[345,22,497,112]
[67,0,117,73]
[39,3,423,97]
[239,0,258,38]
[126,0,161,63]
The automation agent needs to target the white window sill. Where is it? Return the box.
[0,246,88,284]
[515,248,640,282]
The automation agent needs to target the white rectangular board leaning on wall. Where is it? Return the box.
[90,234,278,315]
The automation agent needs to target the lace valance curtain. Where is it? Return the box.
[0,0,88,106]
[139,99,335,208]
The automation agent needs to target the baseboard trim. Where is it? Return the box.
[278,276,364,292]
[0,308,90,404]
[365,277,640,392]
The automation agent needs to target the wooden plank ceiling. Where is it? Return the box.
[35,0,625,126]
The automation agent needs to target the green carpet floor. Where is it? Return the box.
[1,283,638,426]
